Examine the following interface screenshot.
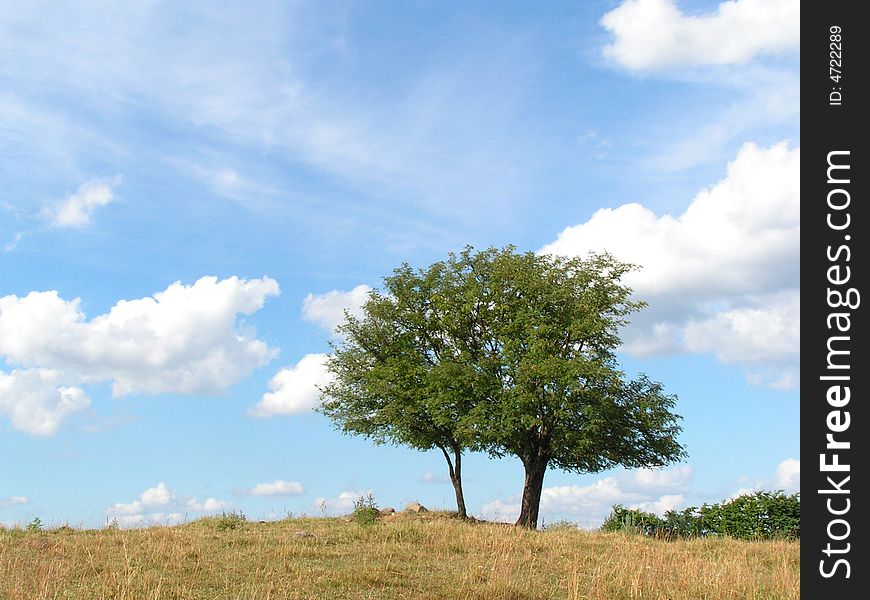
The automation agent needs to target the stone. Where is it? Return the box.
[404,502,428,513]
[379,507,396,515]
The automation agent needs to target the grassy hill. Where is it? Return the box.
[1,511,799,599]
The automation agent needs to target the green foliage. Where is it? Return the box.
[602,506,666,535]
[602,491,800,540]
[352,494,381,526]
[209,511,247,532]
[26,517,42,533]
[698,491,800,540]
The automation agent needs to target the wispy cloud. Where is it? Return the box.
[4,175,122,251]
[0,496,30,509]
[40,176,121,228]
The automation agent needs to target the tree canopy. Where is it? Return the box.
[320,246,686,527]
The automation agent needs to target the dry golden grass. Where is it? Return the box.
[0,513,799,600]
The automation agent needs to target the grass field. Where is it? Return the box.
[0,512,799,599]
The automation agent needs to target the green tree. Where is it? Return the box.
[321,246,686,528]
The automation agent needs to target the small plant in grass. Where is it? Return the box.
[26,517,43,532]
[352,493,380,526]
[105,518,119,531]
[214,511,247,531]
[542,519,578,531]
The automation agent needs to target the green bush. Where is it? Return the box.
[602,506,665,535]
[212,511,248,531]
[699,491,799,540]
[602,491,799,540]
[26,517,43,533]
[352,494,381,526]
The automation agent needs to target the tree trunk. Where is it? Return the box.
[440,446,468,519]
[515,455,548,529]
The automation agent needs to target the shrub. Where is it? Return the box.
[213,511,247,531]
[602,506,664,535]
[699,491,799,540]
[352,494,380,526]
[26,517,43,533]
[602,491,799,540]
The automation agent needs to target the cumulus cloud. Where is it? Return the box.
[40,176,121,228]
[314,490,373,516]
[106,482,234,528]
[601,0,799,71]
[481,465,693,528]
[0,276,279,435]
[541,141,799,388]
[0,496,30,508]
[0,369,90,436]
[301,285,372,334]
[775,458,799,492]
[0,275,279,397]
[248,480,305,496]
[249,353,332,417]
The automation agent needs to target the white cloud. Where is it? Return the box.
[0,275,279,398]
[601,0,799,71]
[542,142,798,299]
[40,176,121,228]
[541,141,799,388]
[683,292,799,364]
[107,482,234,528]
[422,472,450,484]
[0,276,279,435]
[185,497,234,512]
[301,285,372,335]
[480,465,693,528]
[728,487,758,501]
[171,159,277,210]
[0,496,30,508]
[0,369,90,436]
[314,490,373,516]
[248,480,305,496]
[632,465,694,490]
[775,458,799,493]
[249,353,332,417]
[140,482,174,507]
[727,458,800,499]
[631,494,685,515]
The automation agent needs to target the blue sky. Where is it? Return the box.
[1,0,799,528]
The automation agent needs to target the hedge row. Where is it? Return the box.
[601,490,800,540]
